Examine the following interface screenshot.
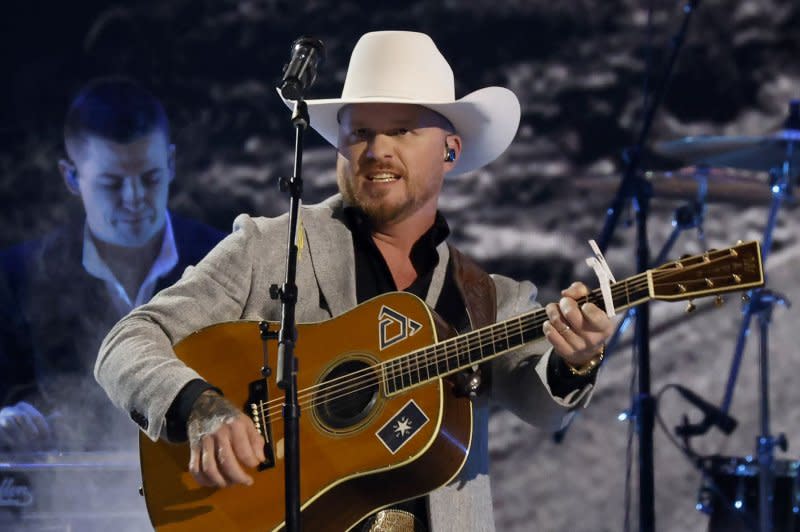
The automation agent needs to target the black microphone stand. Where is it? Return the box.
[593,2,700,530]
[271,99,309,532]
[270,37,324,532]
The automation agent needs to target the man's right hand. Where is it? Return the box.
[187,390,266,487]
[0,401,54,451]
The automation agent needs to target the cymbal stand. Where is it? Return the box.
[717,139,796,532]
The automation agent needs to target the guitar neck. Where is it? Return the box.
[383,272,651,394]
[383,242,764,395]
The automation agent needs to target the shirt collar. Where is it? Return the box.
[81,212,178,308]
[343,206,451,252]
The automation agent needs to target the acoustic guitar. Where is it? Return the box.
[139,241,764,531]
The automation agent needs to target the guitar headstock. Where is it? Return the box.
[649,241,764,301]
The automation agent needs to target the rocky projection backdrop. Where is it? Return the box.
[2,1,799,530]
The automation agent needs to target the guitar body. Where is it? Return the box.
[139,292,473,531]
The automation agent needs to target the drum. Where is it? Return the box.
[698,455,800,532]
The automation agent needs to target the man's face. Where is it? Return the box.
[336,103,459,227]
[69,131,174,248]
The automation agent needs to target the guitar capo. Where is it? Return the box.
[585,239,617,318]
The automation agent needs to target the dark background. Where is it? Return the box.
[2,1,799,530]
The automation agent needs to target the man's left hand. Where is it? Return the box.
[543,282,614,369]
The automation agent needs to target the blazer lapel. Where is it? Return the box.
[301,196,357,317]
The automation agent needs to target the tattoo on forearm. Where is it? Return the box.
[187,391,241,446]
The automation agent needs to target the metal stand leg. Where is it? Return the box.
[719,171,788,415]
[757,299,774,532]
[752,290,790,532]
[716,156,794,531]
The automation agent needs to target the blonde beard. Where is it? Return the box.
[337,172,427,227]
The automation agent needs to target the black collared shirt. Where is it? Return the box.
[344,207,470,333]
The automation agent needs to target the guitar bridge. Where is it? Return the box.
[247,379,276,470]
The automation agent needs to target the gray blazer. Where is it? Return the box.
[95,195,594,531]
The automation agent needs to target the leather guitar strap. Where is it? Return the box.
[448,244,496,330]
[446,244,497,397]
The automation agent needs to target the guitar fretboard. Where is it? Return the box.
[383,274,650,394]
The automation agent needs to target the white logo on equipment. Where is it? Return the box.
[378,305,422,351]
[375,399,429,454]
[393,417,413,438]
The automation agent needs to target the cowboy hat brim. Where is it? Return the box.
[285,86,521,176]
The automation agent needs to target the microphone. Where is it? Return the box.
[279,37,325,100]
[674,385,738,436]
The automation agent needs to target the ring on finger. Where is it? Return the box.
[557,324,571,334]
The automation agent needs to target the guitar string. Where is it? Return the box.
[258,289,740,419]
[255,258,731,412]
[276,248,748,406]
[257,271,747,420]
[254,271,649,414]
[256,267,747,418]
[274,249,747,407]
[256,268,748,418]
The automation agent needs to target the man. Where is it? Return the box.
[95,32,614,530]
[0,78,224,451]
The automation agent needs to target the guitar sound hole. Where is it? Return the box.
[315,359,378,430]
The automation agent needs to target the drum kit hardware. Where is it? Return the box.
[574,168,775,205]
[634,99,799,532]
[696,455,800,532]
[654,128,800,174]
[567,99,799,532]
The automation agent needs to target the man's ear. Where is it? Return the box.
[167,144,176,183]
[58,159,80,195]
[443,134,462,169]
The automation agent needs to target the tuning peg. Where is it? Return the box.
[686,301,697,313]
[742,293,751,303]
[715,295,725,307]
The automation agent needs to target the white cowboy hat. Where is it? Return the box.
[287,31,521,176]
